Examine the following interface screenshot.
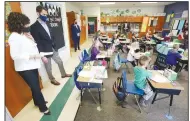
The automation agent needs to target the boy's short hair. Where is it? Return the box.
[139,56,150,66]
[36,5,47,13]
[173,44,179,49]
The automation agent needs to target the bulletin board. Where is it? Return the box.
[170,18,187,36]
[37,2,65,50]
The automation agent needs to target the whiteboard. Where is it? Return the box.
[173,20,179,29]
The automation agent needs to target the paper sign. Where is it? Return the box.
[166,14,171,22]
[182,10,188,18]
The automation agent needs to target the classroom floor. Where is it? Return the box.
[75,49,188,121]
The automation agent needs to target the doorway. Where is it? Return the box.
[88,17,97,35]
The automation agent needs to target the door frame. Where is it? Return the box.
[87,15,98,37]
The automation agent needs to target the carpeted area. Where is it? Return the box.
[74,52,188,121]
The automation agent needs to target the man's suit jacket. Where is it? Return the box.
[71,24,81,42]
[30,20,57,53]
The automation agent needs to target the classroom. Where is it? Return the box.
[5,1,188,121]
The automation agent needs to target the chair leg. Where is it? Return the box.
[134,95,142,113]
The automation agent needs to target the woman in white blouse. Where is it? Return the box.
[7,12,50,115]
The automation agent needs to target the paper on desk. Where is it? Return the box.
[78,71,95,78]
[40,52,53,57]
[149,73,170,83]
[89,77,103,83]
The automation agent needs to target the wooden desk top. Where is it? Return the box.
[148,70,184,91]
[102,41,112,44]
[120,41,131,44]
[149,80,184,90]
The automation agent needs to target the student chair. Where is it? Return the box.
[79,49,92,66]
[153,52,168,70]
[73,66,102,108]
[121,70,144,113]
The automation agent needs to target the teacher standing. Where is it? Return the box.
[7,12,50,115]
[71,19,81,52]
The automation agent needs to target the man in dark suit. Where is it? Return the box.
[30,5,71,86]
[71,19,81,52]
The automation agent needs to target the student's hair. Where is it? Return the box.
[7,12,30,34]
[36,5,47,13]
[173,44,179,49]
[138,56,150,66]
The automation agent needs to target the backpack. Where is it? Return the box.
[113,53,122,71]
[113,77,126,101]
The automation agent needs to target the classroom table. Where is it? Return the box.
[102,41,112,50]
[148,70,184,117]
[177,55,188,72]
[120,41,131,45]
[77,66,108,106]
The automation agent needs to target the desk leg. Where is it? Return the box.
[169,95,173,114]
[180,63,185,72]
[165,95,173,120]
[80,88,83,105]
[98,88,101,105]
[151,92,158,104]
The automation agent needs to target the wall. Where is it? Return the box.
[21,2,71,82]
[65,2,81,13]
[100,6,165,16]
[82,7,101,31]
[163,2,188,29]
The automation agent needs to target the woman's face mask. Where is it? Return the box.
[23,26,30,33]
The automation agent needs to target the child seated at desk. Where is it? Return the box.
[91,41,100,60]
[152,32,164,44]
[113,35,124,53]
[132,33,138,42]
[145,31,152,41]
[127,42,140,67]
[134,56,153,107]
[166,44,182,72]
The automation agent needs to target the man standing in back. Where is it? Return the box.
[71,19,81,52]
[30,5,71,86]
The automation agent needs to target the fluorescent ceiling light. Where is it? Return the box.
[141,2,158,3]
[100,2,115,5]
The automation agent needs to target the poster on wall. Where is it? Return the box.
[172,20,180,30]
[38,2,65,50]
[182,10,188,18]
[166,14,171,23]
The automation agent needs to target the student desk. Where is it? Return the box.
[96,51,112,67]
[120,41,131,45]
[148,70,184,116]
[102,41,112,50]
[77,66,108,105]
[177,56,188,72]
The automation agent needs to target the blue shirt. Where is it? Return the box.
[166,49,182,66]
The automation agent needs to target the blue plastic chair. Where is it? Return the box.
[118,53,129,72]
[121,70,144,113]
[73,66,102,106]
[118,53,128,64]
[79,49,92,65]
